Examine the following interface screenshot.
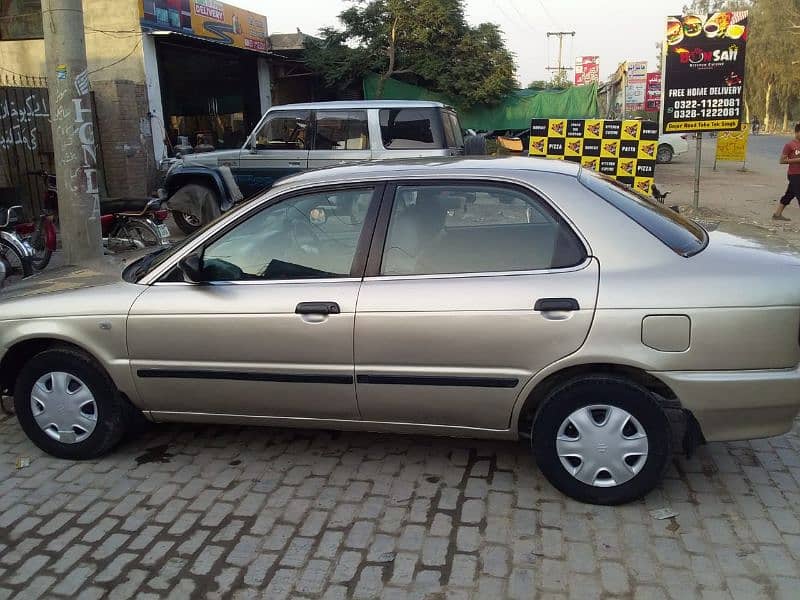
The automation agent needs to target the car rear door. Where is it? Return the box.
[354,180,599,430]
[236,110,310,197]
[307,109,372,169]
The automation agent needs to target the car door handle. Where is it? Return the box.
[295,302,341,315]
[288,161,302,167]
[534,298,580,312]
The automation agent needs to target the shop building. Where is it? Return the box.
[0,0,306,202]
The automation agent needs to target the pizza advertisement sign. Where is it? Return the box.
[662,11,748,133]
[529,118,658,196]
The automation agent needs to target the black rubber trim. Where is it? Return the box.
[137,369,353,385]
[356,374,519,388]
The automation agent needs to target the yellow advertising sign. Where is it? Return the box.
[140,0,269,53]
[715,124,749,162]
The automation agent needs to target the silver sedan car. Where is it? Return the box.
[2,158,799,505]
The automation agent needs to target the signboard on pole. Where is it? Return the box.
[574,56,600,86]
[140,0,269,53]
[625,61,647,112]
[715,123,749,162]
[645,72,662,112]
[529,118,658,196]
[662,11,748,133]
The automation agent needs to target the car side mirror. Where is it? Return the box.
[178,252,206,283]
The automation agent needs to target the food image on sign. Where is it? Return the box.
[662,11,748,133]
[529,118,658,195]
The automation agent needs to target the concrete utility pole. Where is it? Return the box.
[546,31,575,86]
[42,0,102,264]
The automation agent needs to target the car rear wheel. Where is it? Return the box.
[657,144,674,164]
[531,375,672,505]
[13,348,131,460]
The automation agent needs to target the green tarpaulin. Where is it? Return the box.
[363,74,599,131]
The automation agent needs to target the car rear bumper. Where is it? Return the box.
[652,365,800,442]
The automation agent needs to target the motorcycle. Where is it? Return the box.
[17,171,171,270]
[0,205,35,287]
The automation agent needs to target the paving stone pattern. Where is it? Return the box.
[1,412,799,599]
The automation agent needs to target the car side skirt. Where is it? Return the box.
[148,411,518,440]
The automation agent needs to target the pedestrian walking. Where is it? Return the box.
[752,115,760,135]
[772,122,800,221]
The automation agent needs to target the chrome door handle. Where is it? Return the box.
[534,298,579,312]
[288,161,302,167]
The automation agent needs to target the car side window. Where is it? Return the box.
[253,111,310,150]
[201,188,375,281]
[381,184,586,276]
[313,110,370,150]
[380,108,443,149]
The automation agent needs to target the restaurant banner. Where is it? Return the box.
[645,72,662,112]
[574,56,600,86]
[529,118,658,196]
[625,61,648,113]
[662,11,748,133]
[140,0,269,53]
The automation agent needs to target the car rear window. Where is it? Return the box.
[578,170,707,257]
[380,108,443,149]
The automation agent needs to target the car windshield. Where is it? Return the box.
[578,169,708,257]
[126,200,256,282]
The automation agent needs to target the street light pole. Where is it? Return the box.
[41,0,102,264]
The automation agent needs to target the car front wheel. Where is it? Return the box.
[657,144,674,164]
[14,347,131,460]
[531,375,672,505]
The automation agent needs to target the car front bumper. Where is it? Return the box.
[653,365,800,442]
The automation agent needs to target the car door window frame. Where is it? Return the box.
[247,110,311,151]
[363,178,591,279]
[154,183,386,285]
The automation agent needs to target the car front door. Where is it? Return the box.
[354,181,599,430]
[127,185,381,421]
[307,110,372,169]
[235,110,311,197]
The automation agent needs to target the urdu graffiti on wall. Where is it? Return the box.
[0,93,49,151]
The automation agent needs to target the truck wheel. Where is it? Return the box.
[172,211,203,235]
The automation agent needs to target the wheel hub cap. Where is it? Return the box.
[556,405,648,487]
[30,372,97,444]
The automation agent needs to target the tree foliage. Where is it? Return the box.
[303,0,518,108]
[527,79,574,90]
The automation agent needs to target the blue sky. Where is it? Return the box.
[231,0,689,84]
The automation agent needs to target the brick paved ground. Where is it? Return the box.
[1,411,799,600]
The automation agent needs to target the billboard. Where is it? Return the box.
[645,72,662,112]
[529,118,658,196]
[140,0,269,53]
[574,56,600,86]
[662,11,748,132]
[625,61,648,113]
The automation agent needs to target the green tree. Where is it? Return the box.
[303,0,517,108]
[526,79,573,90]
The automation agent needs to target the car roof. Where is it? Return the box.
[272,156,581,189]
[267,100,449,111]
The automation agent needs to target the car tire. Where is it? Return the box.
[172,210,203,235]
[531,375,672,505]
[657,144,674,164]
[13,347,132,460]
